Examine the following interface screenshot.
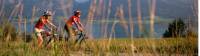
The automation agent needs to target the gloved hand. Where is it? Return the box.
[78,27,83,32]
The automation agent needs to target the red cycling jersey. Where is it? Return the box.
[66,16,80,27]
[35,16,48,29]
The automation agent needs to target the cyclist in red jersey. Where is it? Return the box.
[34,10,56,47]
[65,10,84,40]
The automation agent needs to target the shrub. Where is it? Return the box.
[163,18,186,38]
[0,19,17,41]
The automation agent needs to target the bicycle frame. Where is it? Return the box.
[75,31,87,44]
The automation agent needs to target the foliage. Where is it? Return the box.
[163,18,187,38]
[0,38,197,55]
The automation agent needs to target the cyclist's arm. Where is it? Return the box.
[77,21,83,29]
[76,18,83,28]
[73,19,80,28]
[47,20,56,29]
[44,24,52,30]
[77,21,84,32]
[73,18,83,31]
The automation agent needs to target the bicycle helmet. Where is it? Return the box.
[74,10,81,15]
[44,10,52,16]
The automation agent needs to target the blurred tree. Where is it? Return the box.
[163,18,187,38]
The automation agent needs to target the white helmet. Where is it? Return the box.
[74,10,81,15]
[44,10,52,16]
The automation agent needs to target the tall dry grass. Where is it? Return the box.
[0,37,197,55]
[149,0,156,37]
[137,0,143,36]
[127,0,134,39]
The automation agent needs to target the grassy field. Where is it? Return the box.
[0,37,197,56]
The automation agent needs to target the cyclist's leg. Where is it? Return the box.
[71,26,77,35]
[65,25,70,41]
[70,26,77,41]
[45,31,53,48]
[35,28,44,47]
[65,25,76,41]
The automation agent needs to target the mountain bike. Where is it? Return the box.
[40,28,61,47]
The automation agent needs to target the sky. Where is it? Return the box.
[75,0,90,3]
